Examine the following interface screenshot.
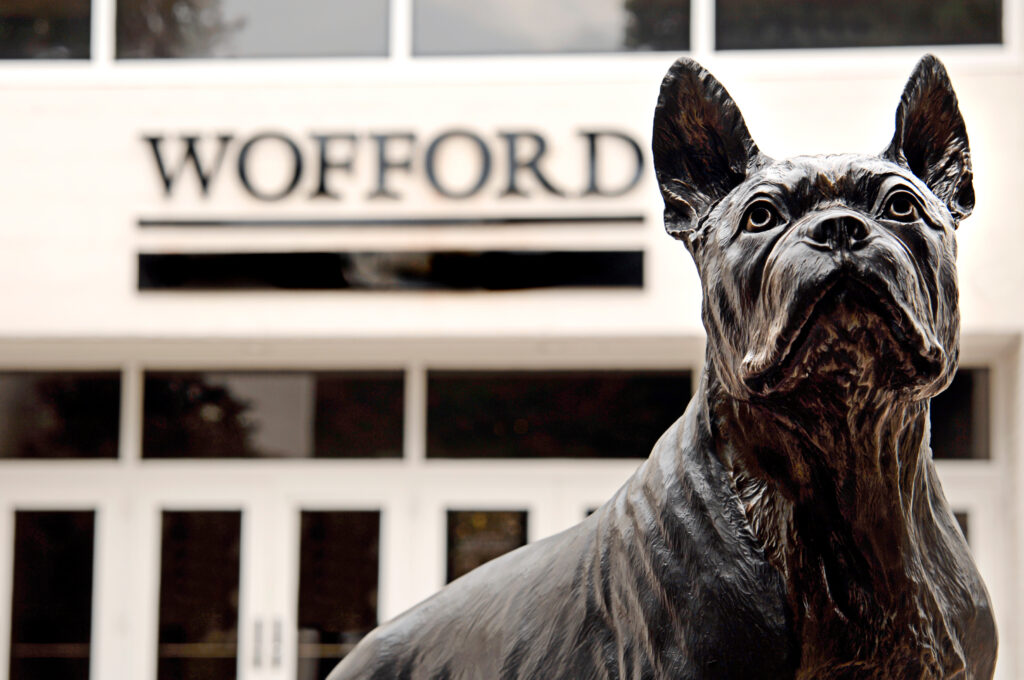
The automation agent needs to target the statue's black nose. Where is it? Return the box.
[807,213,871,251]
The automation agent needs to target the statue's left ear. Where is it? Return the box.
[884,54,974,222]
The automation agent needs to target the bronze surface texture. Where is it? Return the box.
[328,55,998,680]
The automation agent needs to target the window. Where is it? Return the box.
[0,0,1007,64]
[931,368,989,460]
[116,0,389,58]
[413,0,689,55]
[716,0,1002,50]
[138,251,644,291]
[428,370,692,458]
[0,0,90,59]
[9,511,95,680]
[0,372,120,459]
[157,511,242,680]
[447,510,528,582]
[142,371,404,458]
[297,511,381,677]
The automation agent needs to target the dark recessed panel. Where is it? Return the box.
[138,251,643,291]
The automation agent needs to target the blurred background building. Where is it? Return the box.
[0,1,1020,679]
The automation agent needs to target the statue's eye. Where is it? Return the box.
[884,192,920,222]
[744,201,782,232]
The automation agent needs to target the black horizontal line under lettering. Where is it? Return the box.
[137,215,645,228]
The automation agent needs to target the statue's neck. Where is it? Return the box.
[655,367,978,677]
[702,368,932,618]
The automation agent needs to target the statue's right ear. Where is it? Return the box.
[653,58,766,247]
[882,54,974,222]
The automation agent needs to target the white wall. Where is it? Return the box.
[0,56,1021,339]
[0,41,1021,679]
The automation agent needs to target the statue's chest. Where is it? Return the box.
[791,579,976,680]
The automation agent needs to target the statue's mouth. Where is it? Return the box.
[740,273,944,396]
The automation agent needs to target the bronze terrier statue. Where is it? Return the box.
[328,56,997,680]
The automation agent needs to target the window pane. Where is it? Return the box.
[143,371,403,459]
[931,368,989,460]
[413,0,689,55]
[428,371,691,458]
[0,0,90,59]
[0,372,120,459]
[138,251,644,291]
[157,511,241,680]
[716,0,1001,50]
[297,511,380,680]
[447,510,527,582]
[314,374,404,458]
[116,0,388,58]
[10,511,94,680]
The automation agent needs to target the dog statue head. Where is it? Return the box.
[653,58,998,678]
[654,56,970,405]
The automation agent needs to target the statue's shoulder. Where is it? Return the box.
[328,521,598,679]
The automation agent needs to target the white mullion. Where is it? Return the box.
[129,501,162,680]
[390,358,425,619]
[690,0,716,58]
[1004,0,1019,57]
[238,499,269,680]
[275,497,301,680]
[92,498,128,680]
[390,0,414,61]
[0,505,12,680]
[90,0,117,67]
[379,495,415,622]
[119,361,143,465]
[404,363,427,465]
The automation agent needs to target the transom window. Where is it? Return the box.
[0,0,1003,61]
[142,371,404,459]
[0,361,1002,677]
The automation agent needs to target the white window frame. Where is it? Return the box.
[0,0,1016,86]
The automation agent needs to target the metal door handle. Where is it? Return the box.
[271,618,283,668]
[253,619,263,668]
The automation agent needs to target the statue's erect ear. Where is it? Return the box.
[884,54,974,222]
[653,58,765,245]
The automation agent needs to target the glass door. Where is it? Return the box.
[6,509,96,680]
[128,473,399,680]
[0,474,129,680]
[130,477,274,680]
[134,367,409,680]
[271,473,409,680]
[292,509,380,680]
[155,509,243,680]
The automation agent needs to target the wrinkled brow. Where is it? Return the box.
[749,156,907,211]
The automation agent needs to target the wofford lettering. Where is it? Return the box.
[144,129,645,201]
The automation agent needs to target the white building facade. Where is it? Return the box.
[0,1,1021,679]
